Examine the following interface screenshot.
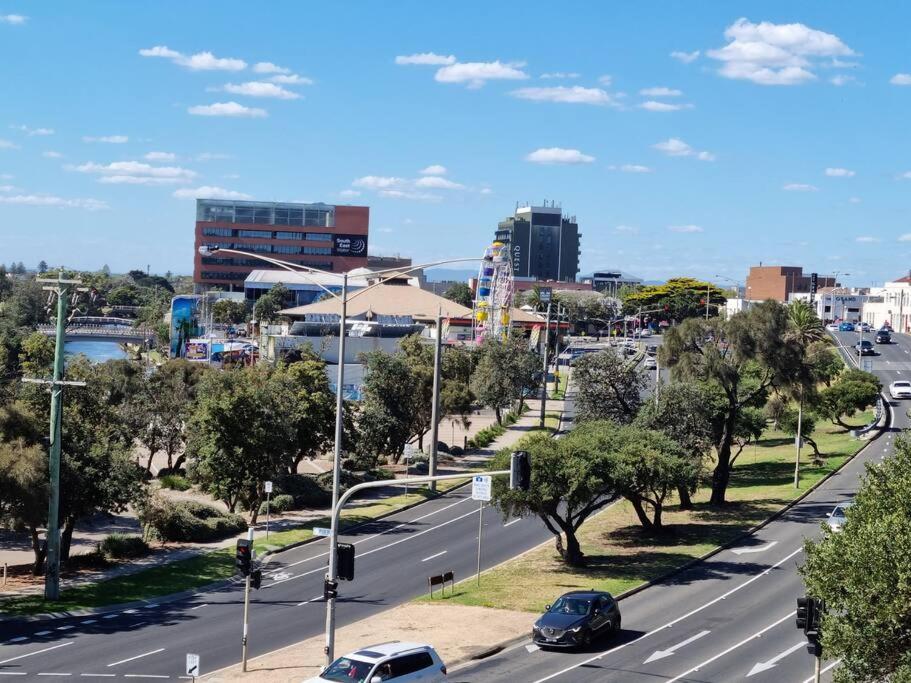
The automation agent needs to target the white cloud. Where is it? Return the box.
[783,183,819,191]
[668,224,704,233]
[253,62,290,74]
[11,124,54,136]
[609,164,652,173]
[420,164,447,176]
[855,236,880,243]
[220,81,300,99]
[0,194,107,210]
[268,74,314,85]
[639,100,693,112]
[353,176,406,190]
[395,52,456,66]
[73,160,197,185]
[139,46,246,71]
[615,225,639,233]
[338,189,361,198]
[890,73,911,86]
[671,50,700,64]
[899,234,911,242]
[83,135,128,143]
[639,87,682,97]
[652,138,714,160]
[173,186,252,200]
[597,75,613,86]
[524,147,595,164]
[510,86,615,106]
[0,14,26,24]
[145,151,177,162]
[825,167,855,177]
[188,101,267,117]
[540,72,580,79]
[42,151,63,158]
[480,187,493,195]
[435,61,528,88]
[196,152,232,161]
[899,172,911,180]
[378,189,441,201]
[830,74,856,86]
[414,176,465,190]
[0,139,19,149]
[706,18,856,86]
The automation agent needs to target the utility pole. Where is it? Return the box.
[240,528,254,672]
[539,302,552,429]
[428,309,443,491]
[24,273,87,601]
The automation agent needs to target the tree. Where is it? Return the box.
[0,265,12,301]
[489,431,613,566]
[0,439,48,573]
[20,332,54,377]
[211,299,248,325]
[254,283,291,323]
[622,277,727,321]
[778,407,823,460]
[661,301,800,505]
[472,336,538,424]
[800,434,911,682]
[186,366,295,521]
[635,382,713,509]
[399,335,435,450]
[574,348,645,424]
[442,282,473,308]
[356,349,420,464]
[817,369,881,429]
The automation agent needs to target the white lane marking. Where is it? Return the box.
[189,604,207,611]
[295,593,324,607]
[7,636,27,643]
[643,630,711,663]
[79,676,116,678]
[56,625,74,631]
[665,612,795,683]
[421,551,447,562]
[34,631,52,636]
[36,675,71,677]
[123,676,170,679]
[802,659,842,683]
[268,494,472,575]
[80,620,97,625]
[106,649,166,668]
[747,641,806,676]
[532,547,803,683]
[503,518,522,527]
[0,673,27,676]
[0,642,73,665]
[122,609,138,614]
[731,541,778,555]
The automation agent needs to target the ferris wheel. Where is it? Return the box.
[474,241,514,342]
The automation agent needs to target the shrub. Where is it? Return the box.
[449,445,464,457]
[159,474,191,491]
[141,497,247,543]
[259,493,294,515]
[436,441,450,454]
[99,533,150,560]
[274,473,332,509]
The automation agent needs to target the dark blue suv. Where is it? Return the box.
[532,590,622,649]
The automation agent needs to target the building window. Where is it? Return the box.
[237,242,272,253]
[302,246,332,255]
[275,231,304,240]
[201,271,247,281]
[273,244,301,255]
[238,229,273,239]
[202,227,233,237]
[304,232,332,241]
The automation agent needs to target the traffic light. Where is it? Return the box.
[796,596,809,631]
[250,568,262,590]
[323,578,338,600]
[235,539,252,577]
[337,543,355,581]
[510,451,531,491]
[797,595,824,657]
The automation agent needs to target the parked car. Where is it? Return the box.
[532,590,621,649]
[858,322,872,333]
[638,329,652,338]
[825,501,854,533]
[876,329,892,344]
[855,340,874,356]
[825,322,840,331]
[890,380,911,399]
[304,643,447,683]
[839,322,855,332]
[644,356,657,369]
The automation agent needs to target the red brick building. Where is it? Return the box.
[193,199,369,289]
[745,265,835,302]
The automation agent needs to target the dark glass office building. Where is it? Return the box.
[494,204,581,282]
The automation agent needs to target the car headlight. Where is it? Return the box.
[568,625,583,632]
[532,622,541,632]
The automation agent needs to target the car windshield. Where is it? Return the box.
[320,657,375,682]
[895,382,911,388]
[831,506,846,519]
[549,597,592,615]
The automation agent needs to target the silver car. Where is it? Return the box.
[825,501,853,533]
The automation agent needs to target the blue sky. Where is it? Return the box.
[1,1,910,286]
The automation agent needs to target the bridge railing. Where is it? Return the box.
[36,324,156,339]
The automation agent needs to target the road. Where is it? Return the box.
[0,417,580,679]
[454,328,902,683]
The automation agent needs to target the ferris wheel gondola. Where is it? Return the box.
[473,241,514,342]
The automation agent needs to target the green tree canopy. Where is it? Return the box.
[254,283,291,323]
[574,348,645,424]
[817,369,881,429]
[471,336,539,425]
[442,282,473,308]
[622,277,727,321]
[211,299,249,325]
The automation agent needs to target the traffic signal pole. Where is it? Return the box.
[240,527,253,672]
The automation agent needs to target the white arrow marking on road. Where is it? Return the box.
[643,630,711,663]
[731,541,778,555]
[270,572,291,582]
[747,642,805,676]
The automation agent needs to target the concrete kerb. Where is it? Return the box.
[450,400,890,671]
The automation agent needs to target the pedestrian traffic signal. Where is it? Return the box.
[337,543,355,581]
[235,539,252,577]
[796,596,809,631]
[250,568,262,590]
[324,578,338,600]
[510,451,531,491]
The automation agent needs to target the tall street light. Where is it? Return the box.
[197,245,477,665]
[829,271,850,323]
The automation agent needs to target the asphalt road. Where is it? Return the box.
[453,328,903,683]
[0,416,579,679]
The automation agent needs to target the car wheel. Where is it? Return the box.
[615,616,622,633]
[579,629,592,649]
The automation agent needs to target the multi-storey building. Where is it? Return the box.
[744,265,835,302]
[494,203,581,282]
[193,199,369,289]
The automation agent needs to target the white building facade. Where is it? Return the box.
[861,278,911,332]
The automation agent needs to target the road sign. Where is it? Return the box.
[539,287,552,303]
[186,653,200,677]
[472,475,492,501]
[264,480,273,494]
[312,527,331,537]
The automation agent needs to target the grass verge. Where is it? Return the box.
[424,410,873,612]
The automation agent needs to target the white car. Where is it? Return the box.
[825,323,840,331]
[639,329,652,338]
[644,356,657,369]
[890,381,911,399]
[825,501,854,533]
[304,642,447,683]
